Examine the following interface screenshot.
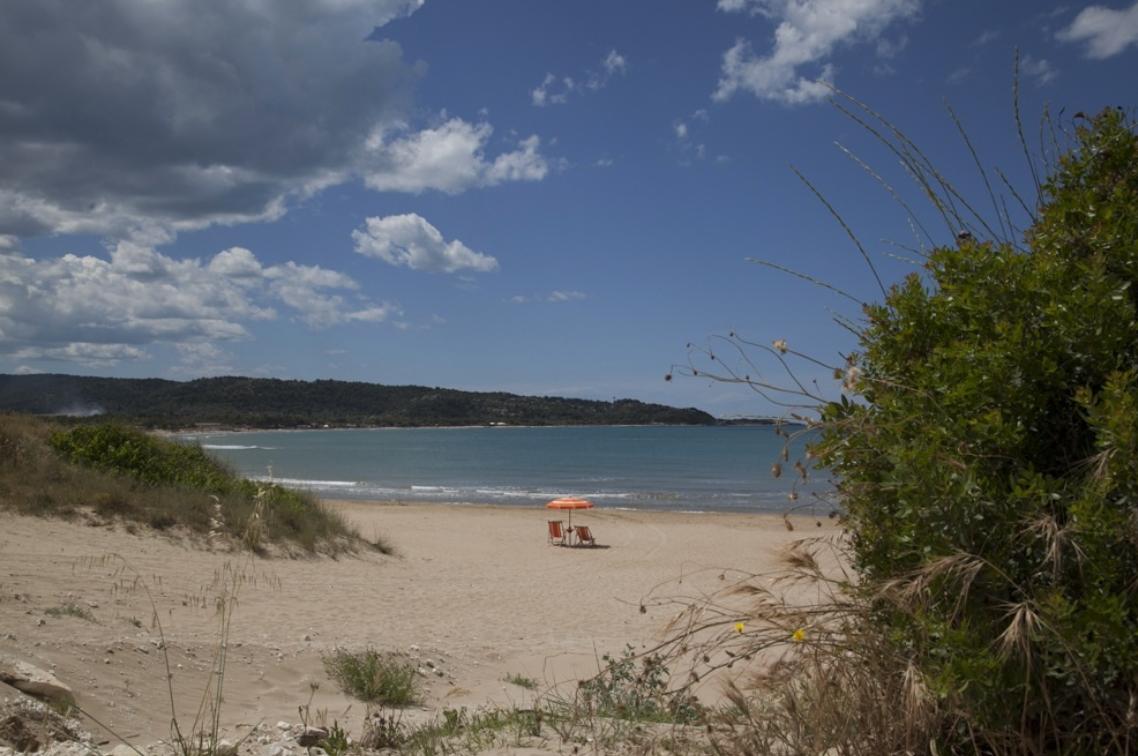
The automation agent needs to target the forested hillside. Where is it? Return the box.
[0,374,715,429]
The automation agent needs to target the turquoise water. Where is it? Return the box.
[183,425,828,514]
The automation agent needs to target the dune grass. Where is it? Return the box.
[321,648,420,706]
[44,603,96,622]
[0,414,391,556]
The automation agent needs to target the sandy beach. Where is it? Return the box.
[0,500,838,749]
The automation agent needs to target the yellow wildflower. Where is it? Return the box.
[792,627,806,643]
[735,621,745,634]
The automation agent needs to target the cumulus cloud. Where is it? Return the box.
[531,50,628,106]
[1058,2,1138,58]
[714,0,921,104]
[0,242,396,365]
[0,0,558,244]
[0,0,429,240]
[353,214,498,273]
[363,119,552,194]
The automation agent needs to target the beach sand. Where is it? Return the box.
[0,500,839,749]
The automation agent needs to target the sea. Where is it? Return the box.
[181,425,830,514]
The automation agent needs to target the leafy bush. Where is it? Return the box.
[322,648,420,706]
[816,109,1138,752]
[577,645,703,724]
[50,423,234,491]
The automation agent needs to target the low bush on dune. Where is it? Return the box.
[322,648,420,706]
[0,415,390,555]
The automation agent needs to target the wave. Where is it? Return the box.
[202,444,276,450]
[254,476,358,488]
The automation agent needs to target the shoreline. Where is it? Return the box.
[325,497,836,523]
[163,421,785,435]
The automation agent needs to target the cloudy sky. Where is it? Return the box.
[1,0,1136,416]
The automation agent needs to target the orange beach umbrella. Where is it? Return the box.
[546,496,594,529]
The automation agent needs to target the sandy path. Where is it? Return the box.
[0,501,838,747]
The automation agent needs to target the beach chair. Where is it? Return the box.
[547,520,567,545]
[574,525,596,547]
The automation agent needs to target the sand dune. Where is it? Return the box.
[0,501,837,749]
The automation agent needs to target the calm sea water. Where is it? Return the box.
[182,425,827,514]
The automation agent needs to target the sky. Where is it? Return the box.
[1,0,1136,417]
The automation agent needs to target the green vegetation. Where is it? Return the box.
[0,374,715,429]
[43,603,96,622]
[321,648,420,706]
[502,672,538,690]
[575,645,703,725]
[0,414,381,555]
[815,109,1138,752]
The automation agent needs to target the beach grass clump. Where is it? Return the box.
[0,414,380,555]
[43,603,96,622]
[502,672,538,690]
[322,648,420,706]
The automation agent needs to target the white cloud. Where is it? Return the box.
[714,0,921,105]
[875,33,908,58]
[947,66,973,85]
[531,50,628,106]
[602,50,628,77]
[262,261,399,328]
[548,290,587,303]
[1058,2,1138,58]
[363,119,552,194]
[12,343,147,367]
[973,28,1000,46]
[0,242,395,365]
[171,342,234,377]
[672,109,713,163]
[353,213,498,273]
[1021,54,1058,85]
[508,291,588,304]
[207,247,264,279]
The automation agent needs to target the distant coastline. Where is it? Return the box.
[173,417,806,433]
[0,372,720,430]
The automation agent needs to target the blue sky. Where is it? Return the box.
[2,0,1136,416]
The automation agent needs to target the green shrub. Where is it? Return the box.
[577,645,703,724]
[45,422,363,553]
[44,603,96,622]
[322,648,419,706]
[49,423,233,491]
[816,109,1138,752]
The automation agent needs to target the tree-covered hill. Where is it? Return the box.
[0,373,715,429]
